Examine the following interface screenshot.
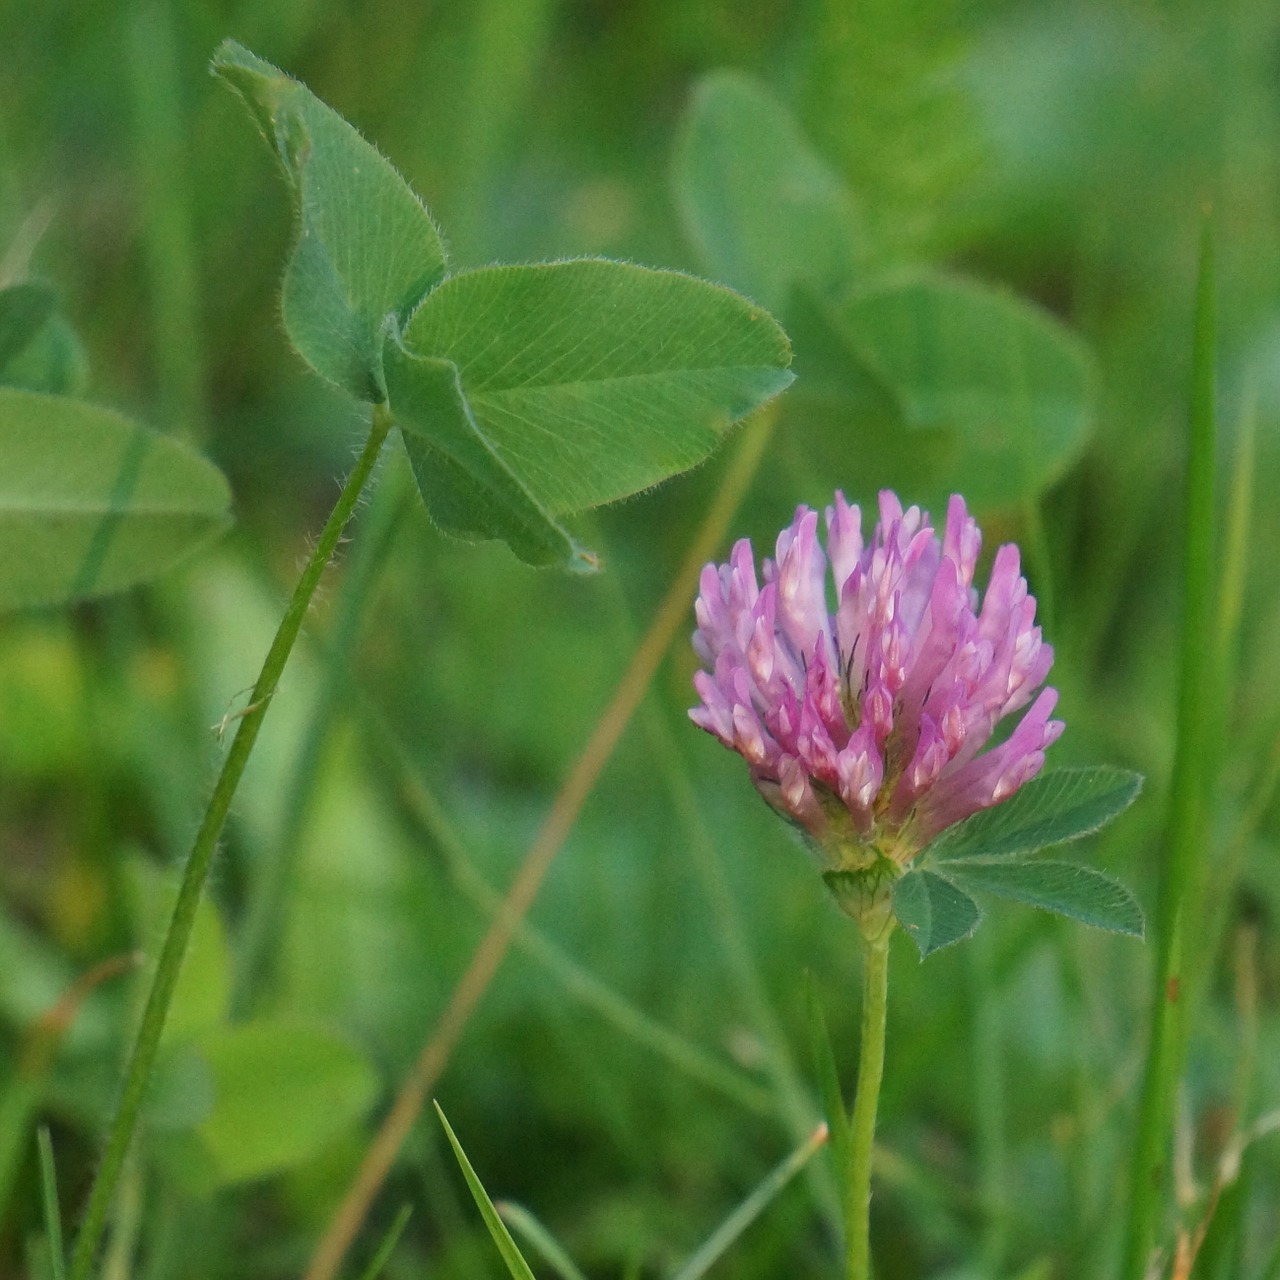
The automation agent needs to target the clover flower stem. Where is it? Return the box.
[846,924,891,1280]
[67,403,393,1280]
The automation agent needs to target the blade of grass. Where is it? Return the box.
[304,408,777,1280]
[0,953,138,1221]
[434,1103,536,1280]
[38,1127,67,1280]
[1122,220,1220,1277]
[126,0,205,440]
[803,974,851,1208]
[669,1123,829,1280]
[1190,383,1258,1020]
[496,1202,589,1280]
[353,1205,412,1280]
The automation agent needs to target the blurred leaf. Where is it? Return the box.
[386,259,792,565]
[1,315,89,397]
[0,283,55,371]
[0,389,231,610]
[144,1042,215,1131]
[893,870,982,958]
[794,275,1095,511]
[803,975,850,1205]
[190,1020,378,1186]
[211,40,447,402]
[942,861,1145,937]
[926,767,1144,862]
[497,1202,588,1280]
[672,71,858,312]
[435,1102,537,1280]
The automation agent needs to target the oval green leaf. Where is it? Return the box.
[0,389,231,610]
[926,766,1144,862]
[211,40,447,402]
[388,259,792,564]
[942,860,1145,938]
[672,71,859,313]
[192,1019,378,1186]
[893,869,982,958]
[790,274,1095,512]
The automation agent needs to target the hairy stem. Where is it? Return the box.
[68,404,392,1280]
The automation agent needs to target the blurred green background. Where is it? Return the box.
[3,1,1280,1276]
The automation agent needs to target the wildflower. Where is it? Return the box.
[690,491,1062,876]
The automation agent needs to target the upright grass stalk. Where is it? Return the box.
[126,0,205,441]
[68,404,392,1280]
[846,923,891,1280]
[304,409,775,1280]
[1121,224,1219,1277]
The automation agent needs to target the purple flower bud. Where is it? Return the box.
[690,491,1063,870]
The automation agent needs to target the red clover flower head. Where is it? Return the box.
[690,491,1063,873]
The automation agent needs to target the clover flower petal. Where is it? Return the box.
[690,490,1062,868]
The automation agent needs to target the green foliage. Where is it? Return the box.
[0,388,231,610]
[941,861,1144,937]
[804,975,851,1205]
[3,3,1279,1277]
[926,767,1144,862]
[435,1102,538,1280]
[211,41,448,404]
[0,283,53,371]
[37,1127,66,1280]
[388,260,792,565]
[670,70,1096,513]
[354,1205,414,1280]
[0,283,86,395]
[217,45,793,570]
[498,1203,589,1280]
[892,869,983,958]
[895,768,1145,957]
[171,1019,379,1188]
[672,72,859,312]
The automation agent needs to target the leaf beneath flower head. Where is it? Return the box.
[893,869,982,958]
[926,766,1143,863]
[942,860,1145,938]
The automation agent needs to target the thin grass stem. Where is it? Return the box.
[67,404,392,1280]
[1121,222,1220,1277]
[38,1127,66,1280]
[670,1123,829,1280]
